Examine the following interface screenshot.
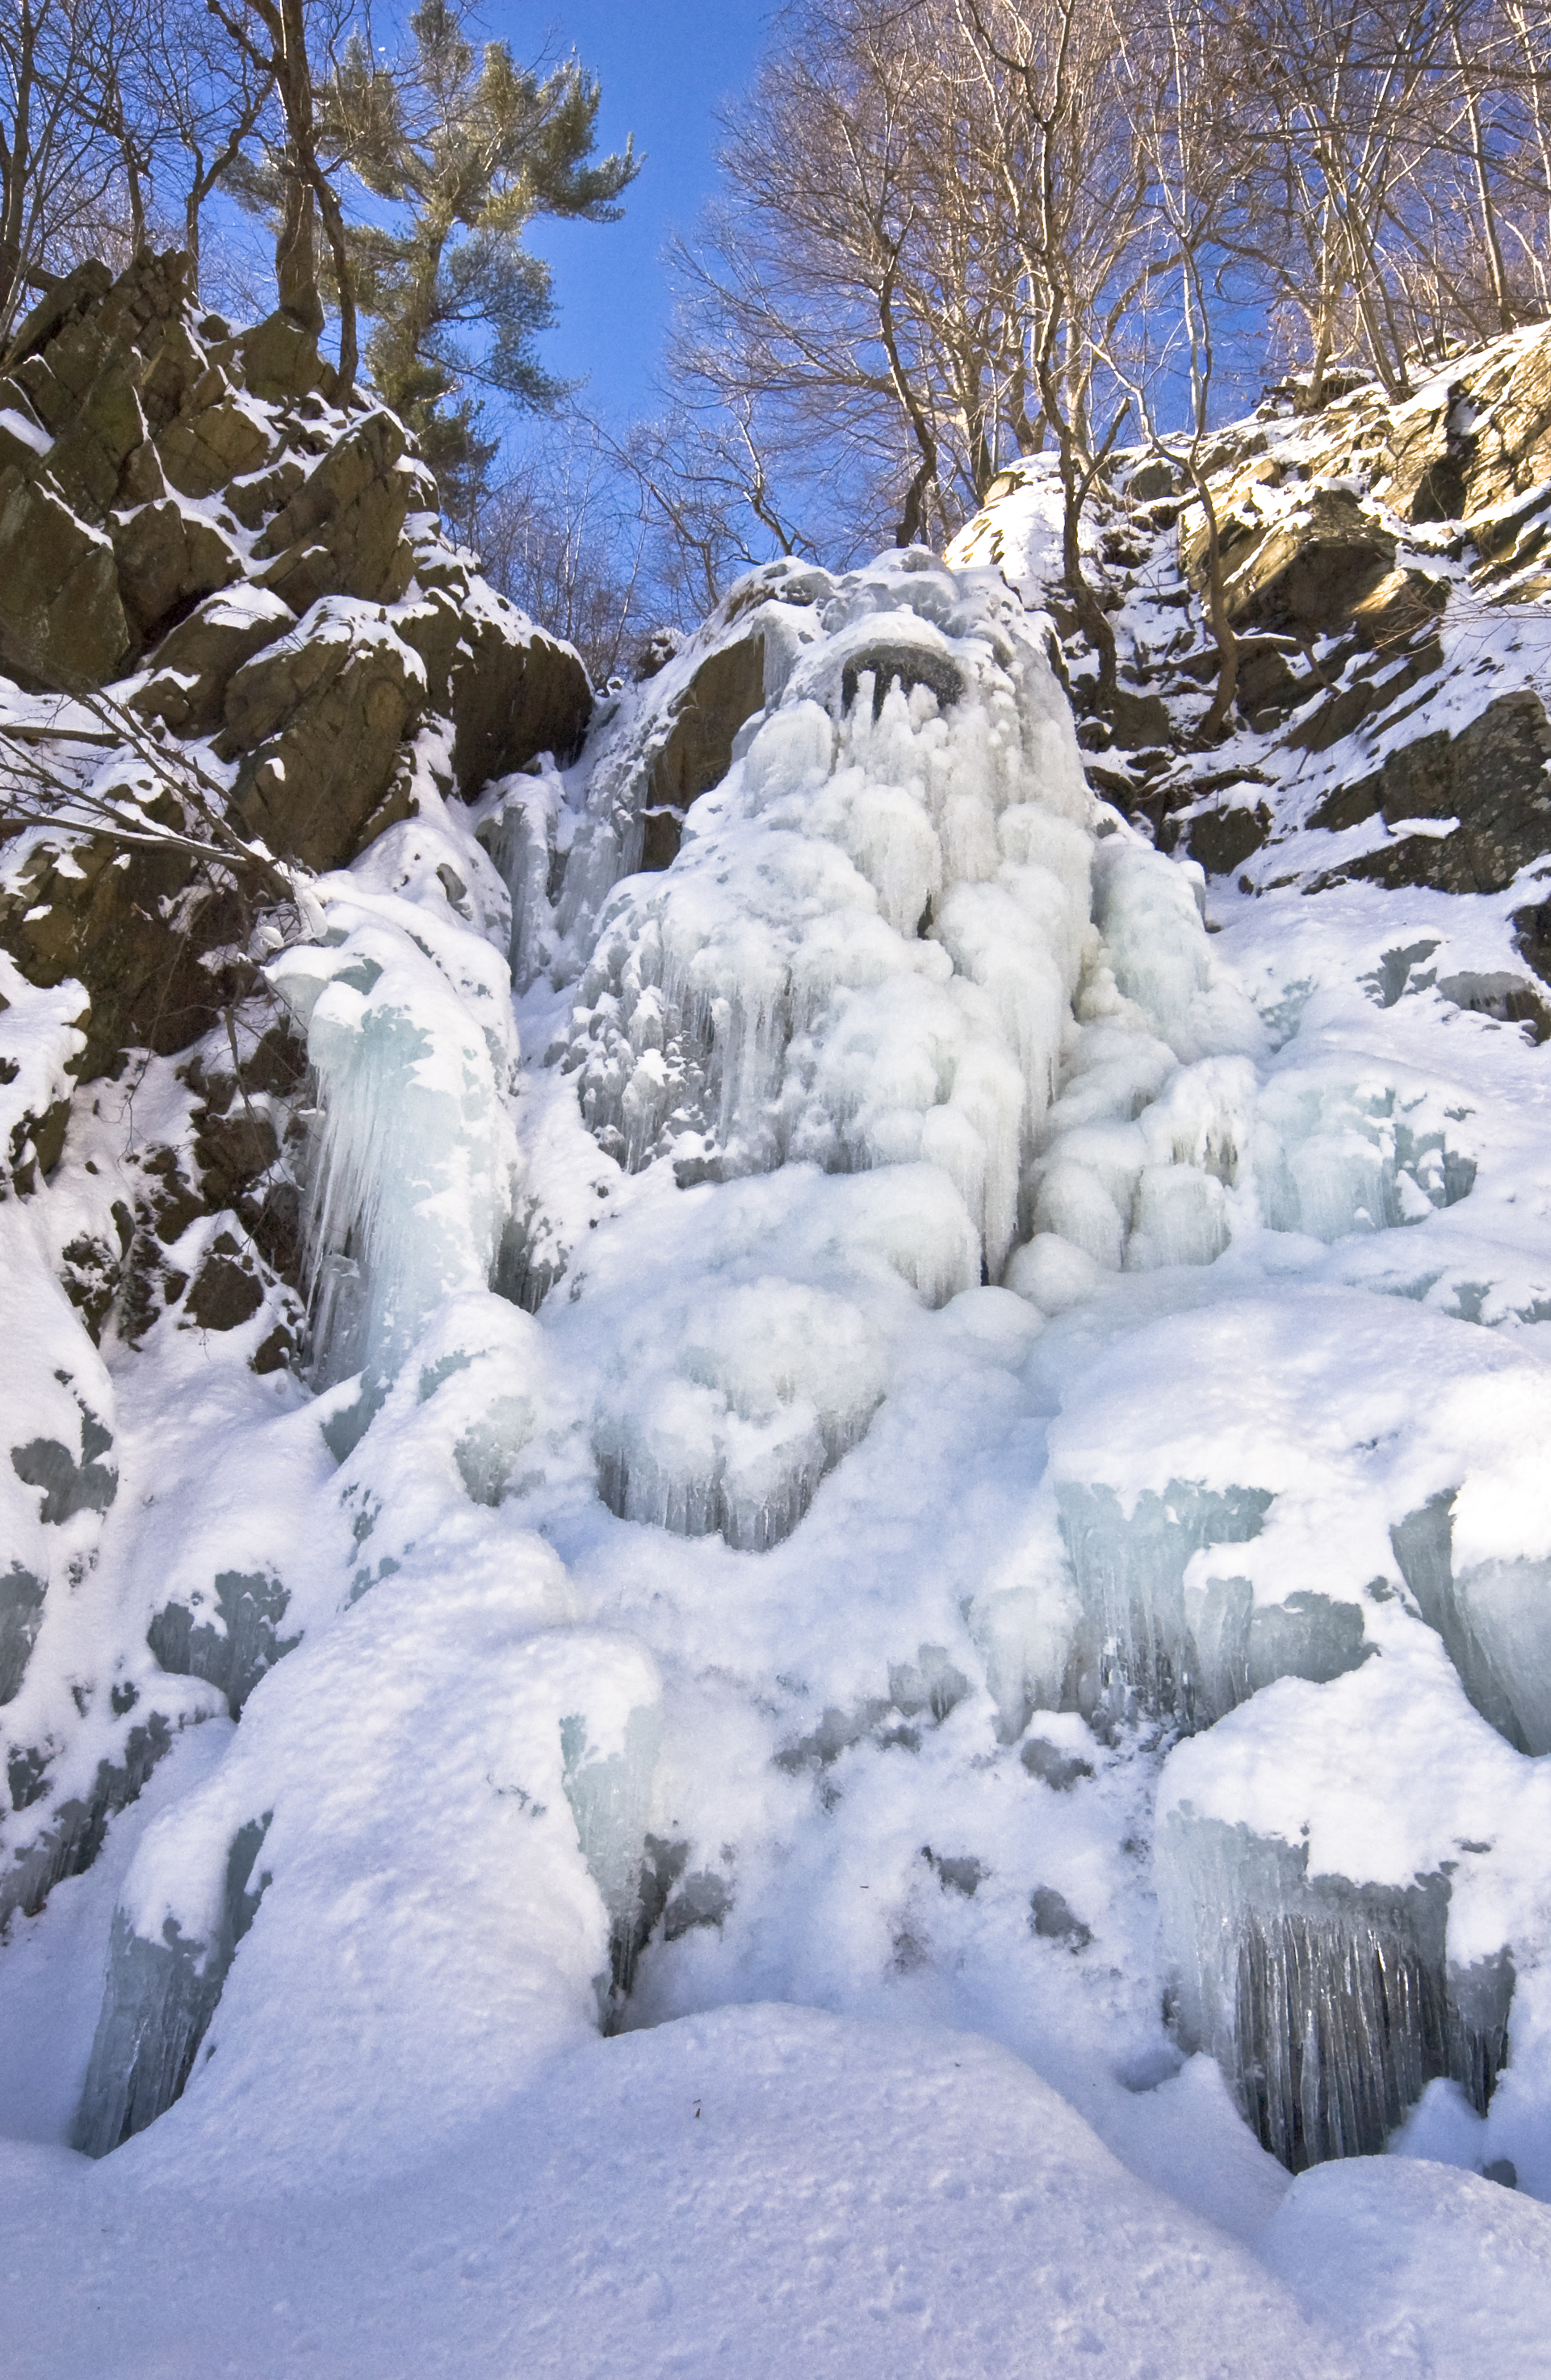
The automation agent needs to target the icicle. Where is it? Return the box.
[1159,1813,1511,2173]
[270,892,522,1391]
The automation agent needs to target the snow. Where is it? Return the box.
[6,2006,1368,2380]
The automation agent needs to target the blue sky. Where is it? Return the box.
[494,3,773,425]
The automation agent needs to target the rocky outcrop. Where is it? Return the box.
[112,497,244,643]
[955,316,1551,896]
[1311,690,1551,895]
[0,254,429,693]
[0,826,248,1077]
[0,247,591,1085]
[132,587,298,735]
[251,408,426,611]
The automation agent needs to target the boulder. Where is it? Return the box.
[2,259,115,373]
[224,455,305,532]
[224,604,427,873]
[392,587,464,709]
[112,497,244,641]
[134,316,207,437]
[43,354,150,522]
[1188,801,1272,875]
[446,602,592,798]
[132,586,297,735]
[0,467,134,685]
[1377,329,1551,525]
[229,310,332,404]
[1107,685,1175,752]
[184,1234,266,1332]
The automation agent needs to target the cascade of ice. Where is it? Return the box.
[560,555,1092,1283]
[270,883,522,1393]
[1155,1646,1549,2175]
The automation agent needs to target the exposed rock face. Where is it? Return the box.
[0,254,429,694]
[132,588,298,734]
[0,472,133,685]
[959,317,1551,898]
[252,407,426,612]
[639,630,768,867]
[0,830,248,1078]
[112,497,244,643]
[1310,690,1551,894]
[1185,484,1398,635]
[446,600,593,797]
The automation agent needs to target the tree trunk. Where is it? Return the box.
[275,172,324,332]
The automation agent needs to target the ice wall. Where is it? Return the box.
[1159,1812,1496,2169]
[1391,1490,1551,1755]
[1039,1289,1551,1734]
[73,1814,270,2156]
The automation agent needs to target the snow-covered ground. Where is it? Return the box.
[6,383,1551,2373]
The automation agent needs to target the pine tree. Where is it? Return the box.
[329,0,637,525]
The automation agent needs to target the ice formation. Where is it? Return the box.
[269,859,522,1397]
[556,553,1092,1281]
[1157,1649,1551,2171]
[594,1277,889,1549]
[1039,1291,1551,1737]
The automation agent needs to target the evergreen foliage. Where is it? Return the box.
[327,0,637,522]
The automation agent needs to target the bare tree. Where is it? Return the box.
[670,0,1043,555]
[131,0,276,287]
[948,0,1159,693]
[665,0,1163,698]
[0,0,128,333]
[472,420,652,683]
[1099,0,1247,735]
